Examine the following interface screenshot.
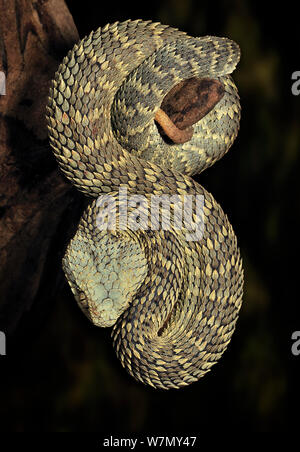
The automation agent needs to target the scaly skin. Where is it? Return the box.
[46,20,244,389]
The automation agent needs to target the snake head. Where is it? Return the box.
[62,226,148,327]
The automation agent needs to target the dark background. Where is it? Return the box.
[1,0,300,434]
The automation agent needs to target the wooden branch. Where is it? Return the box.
[0,0,81,334]
[155,77,225,144]
[161,77,225,130]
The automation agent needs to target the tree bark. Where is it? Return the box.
[0,0,83,336]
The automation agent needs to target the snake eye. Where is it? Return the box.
[155,77,225,144]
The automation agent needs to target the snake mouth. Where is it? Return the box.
[154,77,225,144]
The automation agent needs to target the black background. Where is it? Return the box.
[1,0,300,435]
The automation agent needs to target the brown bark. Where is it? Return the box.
[0,0,82,335]
[155,77,225,144]
[160,77,225,130]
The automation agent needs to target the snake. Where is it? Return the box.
[46,19,244,390]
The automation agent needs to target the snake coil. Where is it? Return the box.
[46,20,244,389]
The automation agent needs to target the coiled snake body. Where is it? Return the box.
[46,20,244,389]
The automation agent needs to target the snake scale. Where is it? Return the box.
[46,20,244,389]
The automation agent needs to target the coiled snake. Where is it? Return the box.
[46,20,244,389]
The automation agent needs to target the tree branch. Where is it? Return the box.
[0,0,82,335]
